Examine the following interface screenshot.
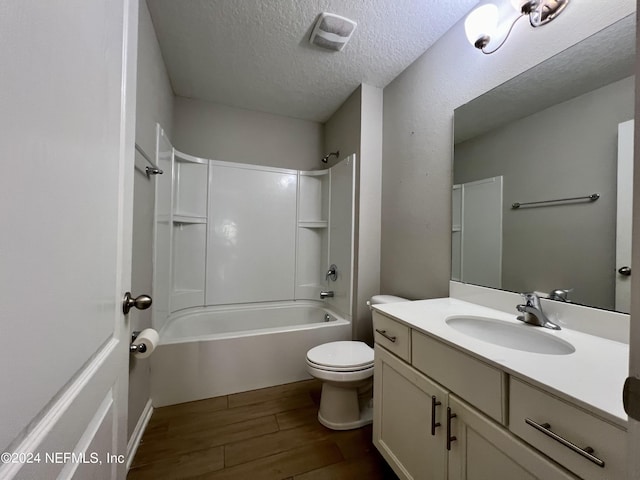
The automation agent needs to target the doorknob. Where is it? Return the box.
[123,292,152,314]
[618,266,632,276]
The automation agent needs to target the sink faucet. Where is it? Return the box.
[320,291,334,299]
[516,293,560,330]
[548,288,571,302]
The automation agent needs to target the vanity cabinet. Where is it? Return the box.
[447,395,575,480]
[373,345,447,479]
[509,378,626,480]
[372,311,578,480]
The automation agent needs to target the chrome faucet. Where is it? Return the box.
[320,291,334,299]
[326,264,338,282]
[548,288,571,302]
[516,293,561,330]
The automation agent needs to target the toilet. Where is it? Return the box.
[306,295,409,430]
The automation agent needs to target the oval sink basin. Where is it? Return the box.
[445,316,575,355]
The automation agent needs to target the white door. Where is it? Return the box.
[0,1,137,479]
[616,120,633,313]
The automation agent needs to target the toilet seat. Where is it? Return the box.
[306,341,374,372]
[306,360,373,373]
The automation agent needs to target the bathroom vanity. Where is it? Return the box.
[371,296,628,480]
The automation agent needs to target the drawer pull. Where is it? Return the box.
[375,329,397,343]
[431,396,441,435]
[446,407,457,450]
[525,418,605,468]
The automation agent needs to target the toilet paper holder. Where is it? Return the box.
[130,331,147,354]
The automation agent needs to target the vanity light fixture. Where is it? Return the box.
[465,0,569,54]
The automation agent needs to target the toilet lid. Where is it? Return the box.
[307,341,374,369]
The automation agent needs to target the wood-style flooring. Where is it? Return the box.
[128,379,399,480]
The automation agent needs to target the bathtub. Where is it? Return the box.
[150,300,351,407]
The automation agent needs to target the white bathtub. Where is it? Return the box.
[150,301,351,407]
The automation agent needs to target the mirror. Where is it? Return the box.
[452,15,635,313]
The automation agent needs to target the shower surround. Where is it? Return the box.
[151,126,356,405]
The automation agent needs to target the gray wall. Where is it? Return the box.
[381,2,635,300]
[172,97,323,170]
[129,0,174,441]
[454,76,634,310]
[324,84,383,344]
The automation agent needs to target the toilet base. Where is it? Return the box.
[316,380,373,430]
[318,403,373,430]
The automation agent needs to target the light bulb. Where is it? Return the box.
[464,4,499,48]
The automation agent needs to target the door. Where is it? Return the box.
[373,345,448,480]
[0,1,137,479]
[616,120,633,313]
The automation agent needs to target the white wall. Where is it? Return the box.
[129,0,174,441]
[381,1,636,300]
[172,97,323,170]
[324,84,383,343]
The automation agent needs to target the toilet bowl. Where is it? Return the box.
[306,295,409,430]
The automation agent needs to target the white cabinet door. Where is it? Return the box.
[373,346,448,480]
[447,396,577,480]
[0,1,137,478]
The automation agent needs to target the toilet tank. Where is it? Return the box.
[368,295,410,308]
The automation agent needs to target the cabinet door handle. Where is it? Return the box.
[525,418,605,468]
[431,396,441,435]
[446,407,457,450]
[375,329,397,343]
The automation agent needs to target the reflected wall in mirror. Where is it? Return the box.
[452,15,635,313]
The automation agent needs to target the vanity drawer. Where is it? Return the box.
[509,378,626,480]
[412,330,506,423]
[372,312,411,362]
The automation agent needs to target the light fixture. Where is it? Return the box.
[464,4,499,50]
[466,0,569,54]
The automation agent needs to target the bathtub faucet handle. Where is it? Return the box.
[320,291,334,299]
[326,264,338,281]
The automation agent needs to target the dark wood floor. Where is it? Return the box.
[128,379,399,479]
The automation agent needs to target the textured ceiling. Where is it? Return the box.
[455,14,635,143]
[146,0,478,122]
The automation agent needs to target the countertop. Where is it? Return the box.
[372,298,629,429]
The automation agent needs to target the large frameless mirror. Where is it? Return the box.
[452,15,635,313]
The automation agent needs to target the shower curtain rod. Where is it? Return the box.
[135,143,163,176]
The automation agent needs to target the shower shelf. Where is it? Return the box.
[173,214,207,224]
[300,170,329,177]
[298,221,328,228]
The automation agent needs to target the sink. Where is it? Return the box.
[445,316,575,355]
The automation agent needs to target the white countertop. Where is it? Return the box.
[373,298,629,429]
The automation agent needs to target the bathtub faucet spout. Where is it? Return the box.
[320,291,334,299]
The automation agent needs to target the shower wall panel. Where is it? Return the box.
[152,128,175,333]
[206,164,298,305]
[325,155,355,319]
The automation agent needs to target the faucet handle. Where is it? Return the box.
[326,264,338,281]
[520,292,540,307]
[520,292,533,303]
[549,288,572,302]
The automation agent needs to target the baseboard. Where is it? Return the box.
[126,399,153,470]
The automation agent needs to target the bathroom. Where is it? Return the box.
[1,0,640,479]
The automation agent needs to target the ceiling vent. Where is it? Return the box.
[309,13,357,52]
